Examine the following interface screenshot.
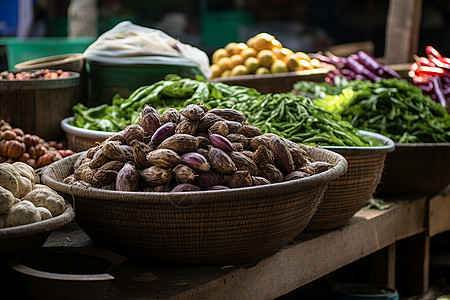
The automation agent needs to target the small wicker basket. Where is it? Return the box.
[376,142,450,197]
[0,201,75,257]
[41,146,347,265]
[305,131,395,231]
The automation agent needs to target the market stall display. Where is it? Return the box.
[292,77,450,196]
[409,45,450,112]
[42,104,348,264]
[207,32,330,94]
[209,32,323,78]
[0,69,80,141]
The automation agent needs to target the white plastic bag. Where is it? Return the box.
[83,21,211,78]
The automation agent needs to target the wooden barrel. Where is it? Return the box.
[0,72,80,141]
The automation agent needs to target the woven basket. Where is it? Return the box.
[61,117,112,152]
[305,131,395,231]
[376,142,450,197]
[41,147,347,265]
[0,201,75,257]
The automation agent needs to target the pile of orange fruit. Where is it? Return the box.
[210,33,322,79]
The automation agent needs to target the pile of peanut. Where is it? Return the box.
[66,104,333,192]
[0,119,75,168]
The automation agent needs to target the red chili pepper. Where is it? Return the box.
[416,66,450,77]
[441,57,450,65]
[429,57,450,72]
[412,75,430,85]
[416,56,435,67]
[410,61,419,72]
[426,46,443,60]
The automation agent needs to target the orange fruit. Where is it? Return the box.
[310,58,322,68]
[212,48,228,64]
[230,65,249,76]
[245,57,259,73]
[210,64,222,78]
[255,66,270,75]
[221,69,231,78]
[285,54,300,71]
[216,57,232,71]
[295,52,311,62]
[225,42,241,56]
[271,59,288,73]
[298,59,313,70]
[257,50,276,68]
[271,39,283,49]
[241,47,257,60]
[253,33,275,51]
[229,54,244,69]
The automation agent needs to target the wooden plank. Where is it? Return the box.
[384,0,423,64]
[209,68,329,94]
[429,186,450,237]
[371,243,396,288]
[82,198,426,300]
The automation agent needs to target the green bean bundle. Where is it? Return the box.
[217,93,380,147]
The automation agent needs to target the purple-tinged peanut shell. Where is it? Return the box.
[206,185,230,191]
[208,120,229,136]
[146,148,181,168]
[161,108,181,124]
[150,122,176,145]
[130,139,153,169]
[171,183,201,193]
[223,120,242,134]
[258,164,284,183]
[173,164,197,184]
[237,124,262,138]
[139,105,162,138]
[309,161,333,174]
[195,171,224,188]
[209,108,246,123]
[225,170,253,188]
[180,104,205,121]
[157,134,199,154]
[122,124,145,145]
[284,170,310,181]
[139,166,173,186]
[229,151,259,175]
[252,176,271,186]
[181,152,210,173]
[116,162,139,191]
[269,136,295,173]
[208,147,237,175]
[209,134,234,152]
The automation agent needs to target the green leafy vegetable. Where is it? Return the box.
[293,78,450,143]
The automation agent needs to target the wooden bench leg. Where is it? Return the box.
[406,232,430,296]
[371,243,396,288]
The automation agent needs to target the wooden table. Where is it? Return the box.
[40,187,450,300]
